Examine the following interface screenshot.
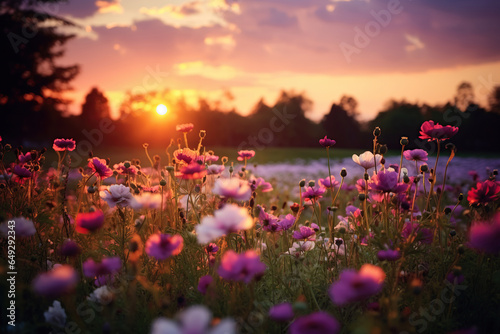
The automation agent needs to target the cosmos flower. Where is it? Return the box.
[269,303,294,322]
[83,257,122,279]
[467,180,500,206]
[197,275,213,295]
[145,233,184,261]
[212,178,252,201]
[468,214,500,254]
[195,204,253,244]
[205,243,219,254]
[88,157,113,179]
[207,164,225,175]
[175,123,194,133]
[287,241,315,258]
[369,169,409,194]
[218,250,266,284]
[329,264,385,306]
[87,286,114,305]
[403,149,428,162]
[174,148,198,165]
[113,162,138,175]
[32,265,79,297]
[237,150,255,162]
[319,136,336,148]
[258,206,279,231]
[18,152,32,164]
[419,120,458,141]
[250,176,273,192]
[150,305,236,334]
[53,138,76,152]
[0,217,36,237]
[198,152,219,163]
[176,162,207,180]
[292,226,316,240]
[12,165,32,178]
[278,214,296,230]
[101,184,137,208]
[352,151,382,170]
[318,176,339,189]
[301,185,326,202]
[131,193,163,210]
[44,300,67,329]
[59,239,81,257]
[75,210,105,234]
[377,249,401,261]
[401,222,433,244]
[289,312,340,334]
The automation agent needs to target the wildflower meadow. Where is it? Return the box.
[1,121,500,334]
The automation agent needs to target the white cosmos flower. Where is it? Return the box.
[44,300,66,329]
[87,286,114,305]
[212,178,251,201]
[101,184,137,208]
[352,151,382,170]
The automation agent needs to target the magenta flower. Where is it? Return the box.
[258,206,280,232]
[53,138,76,152]
[292,226,316,240]
[401,222,433,244]
[329,264,385,306]
[403,149,428,162]
[207,164,225,175]
[75,210,105,234]
[59,239,81,257]
[88,157,113,179]
[250,177,273,192]
[218,250,266,284]
[237,150,255,162]
[13,165,32,178]
[176,123,194,133]
[319,136,336,148]
[83,257,121,278]
[377,249,401,261]
[269,302,294,322]
[446,271,465,285]
[369,169,409,194]
[468,214,500,254]
[318,176,339,189]
[113,162,138,175]
[145,233,184,260]
[176,162,207,180]
[174,148,198,164]
[197,275,213,294]
[18,152,32,164]
[278,214,296,230]
[290,312,340,334]
[205,243,219,254]
[33,265,79,297]
[467,180,500,206]
[419,120,458,141]
[301,185,326,202]
[213,178,252,201]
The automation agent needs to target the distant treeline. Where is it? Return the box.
[2,83,500,153]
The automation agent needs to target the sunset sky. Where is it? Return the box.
[56,0,500,121]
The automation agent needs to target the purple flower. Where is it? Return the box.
[290,312,340,334]
[292,226,316,240]
[401,222,433,244]
[13,165,32,178]
[88,157,113,179]
[113,162,138,175]
[53,138,76,151]
[346,205,361,217]
[301,185,326,202]
[329,264,385,306]
[18,152,32,164]
[102,184,137,208]
[205,243,219,254]
[251,177,273,192]
[446,271,465,285]
[32,265,79,297]
[176,162,207,180]
[60,239,81,257]
[377,249,401,261]
[403,149,428,162]
[237,150,255,161]
[269,303,294,322]
[258,206,281,232]
[369,169,409,194]
[319,136,336,148]
[468,214,500,254]
[83,257,121,278]
[218,250,266,284]
[145,233,184,260]
[174,148,197,164]
[318,176,339,189]
[197,275,213,294]
[419,120,458,142]
[76,210,105,234]
[213,178,252,201]
[278,214,296,230]
[0,217,36,237]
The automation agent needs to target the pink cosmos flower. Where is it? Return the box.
[369,169,409,194]
[352,151,382,170]
[13,165,32,178]
[176,123,194,133]
[290,312,340,334]
[83,257,121,278]
[237,150,255,162]
[218,250,266,284]
[403,149,428,162]
[33,265,79,297]
[88,157,113,179]
[292,226,316,240]
[0,217,36,237]
[329,264,385,306]
[53,138,76,151]
[60,239,81,257]
[401,222,433,244]
[195,204,253,244]
[199,152,219,163]
[278,214,296,230]
[250,176,273,192]
[419,120,458,141]
[205,243,219,254]
[377,249,401,261]
[468,214,500,254]
[18,152,32,164]
[174,148,198,164]
[318,176,339,189]
[197,275,213,295]
[145,233,184,260]
[75,210,105,234]
[207,164,225,175]
[113,162,138,175]
[258,206,281,232]
[176,162,207,180]
[467,180,500,206]
[301,185,326,202]
[319,136,336,148]
[212,178,252,201]
[269,303,294,322]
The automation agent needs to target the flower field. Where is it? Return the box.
[1,121,500,334]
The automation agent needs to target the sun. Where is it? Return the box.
[156,104,168,115]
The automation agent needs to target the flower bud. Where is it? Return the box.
[87,186,96,194]
[400,137,409,146]
[199,130,206,138]
[241,167,246,172]
[420,164,428,173]
[4,144,12,151]
[124,162,131,168]
[166,166,174,172]
[493,169,498,176]
[458,244,465,254]
[449,230,456,237]
[338,227,346,234]
[358,193,366,201]
[335,238,343,246]
[373,127,381,137]
[458,193,464,201]
[160,179,167,187]
[364,172,369,181]
[379,144,388,155]
[299,179,306,187]
[403,175,410,183]
[380,157,386,165]
[444,207,452,215]
[229,166,234,173]
[308,180,315,187]
[340,168,347,178]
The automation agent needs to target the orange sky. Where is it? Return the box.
[57,0,500,121]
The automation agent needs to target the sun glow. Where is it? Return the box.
[156,104,168,115]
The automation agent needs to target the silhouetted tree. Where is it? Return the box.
[321,96,362,148]
[81,87,111,127]
[488,86,500,114]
